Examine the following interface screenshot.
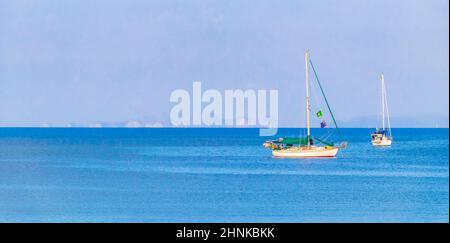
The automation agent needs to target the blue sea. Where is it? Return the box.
[0,128,448,222]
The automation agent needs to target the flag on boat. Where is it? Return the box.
[320,120,327,128]
[316,110,323,118]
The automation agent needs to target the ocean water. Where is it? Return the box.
[0,128,448,222]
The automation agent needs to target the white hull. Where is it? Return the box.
[372,138,392,146]
[272,147,338,158]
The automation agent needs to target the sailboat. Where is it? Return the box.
[266,50,346,158]
[371,73,393,146]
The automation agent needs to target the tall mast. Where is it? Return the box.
[383,74,392,137]
[381,73,385,130]
[305,50,311,146]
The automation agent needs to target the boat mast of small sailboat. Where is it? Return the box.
[381,73,392,138]
[305,50,312,147]
[371,73,393,146]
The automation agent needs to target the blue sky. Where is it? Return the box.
[0,0,448,127]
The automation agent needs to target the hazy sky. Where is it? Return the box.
[0,0,448,127]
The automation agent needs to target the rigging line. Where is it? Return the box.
[299,58,306,138]
[376,76,380,130]
[308,59,331,136]
[309,63,327,114]
[377,91,381,131]
[313,136,334,146]
[314,79,327,115]
[318,128,333,140]
[319,130,334,144]
[310,76,322,116]
[311,81,336,143]
[310,76,328,130]
[308,58,344,141]
[301,57,310,138]
[383,79,392,137]
[323,129,334,140]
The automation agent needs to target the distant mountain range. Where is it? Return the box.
[3,115,447,128]
[337,115,449,128]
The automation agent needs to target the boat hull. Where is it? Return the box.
[372,139,392,146]
[272,147,339,158]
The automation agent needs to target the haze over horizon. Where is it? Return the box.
[1,0,448,128]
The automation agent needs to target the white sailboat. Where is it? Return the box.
[272,145,339,158]
[371,73,393,146]
[270,50,344,158]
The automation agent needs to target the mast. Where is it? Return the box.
[381,73,385,130]
[383,74,392,137]
[305,50,311,146]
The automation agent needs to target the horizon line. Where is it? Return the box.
[0,126,448,129]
